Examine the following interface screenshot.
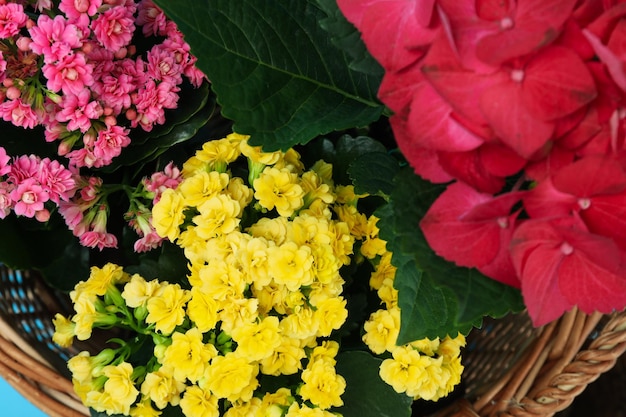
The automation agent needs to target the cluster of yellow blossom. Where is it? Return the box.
[361,249,466,401]
[53,133,374,417]
[53,132,466,416]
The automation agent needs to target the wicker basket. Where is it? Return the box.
[0,264,625,417]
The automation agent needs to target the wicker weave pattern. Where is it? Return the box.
[0,266,88,417]
[436,309,626,417]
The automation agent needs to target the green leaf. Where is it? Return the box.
[314,0,384,76]
[153,0,384,151]
[349,152,400,198]
[315,135,388,185]
[377,168,524,341]
[334,350,413,417]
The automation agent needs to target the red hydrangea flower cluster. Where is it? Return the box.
[0,0,204,169]
[338,0,626,325]
[0,146,76,221]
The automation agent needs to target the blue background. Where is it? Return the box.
[0,377,48,416]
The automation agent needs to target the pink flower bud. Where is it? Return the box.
[35,208,50,222]
[125,108,137,121]
[16,36,32,52]
[5,86,20,100]
[104,115,117,126]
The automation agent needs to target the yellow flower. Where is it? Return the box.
[328,220,354,266]
[438,334,466,359]
[180,386,220,417]
[179,171,230,207]
[377,277,398,309]
[289,214,332,247]
[260,335,305,376]
[152,188,186,241]
[218,297,259,334]
[279,306,318,340]
[274,147,304,173]
[360,216,387,259]
[308,278,344,308]
[299,359,345,409]
[313,297,348,337]
[369,252,396,290]
[231,316,282,362]
[268,242,314,291]
[309,340,339,366]
[311,244,340,285]
[141,368,186,409]
[186,287,219,332]
[194,260,246,299]
[334,204,369,239]
[237,236,271,287]
[85,390,118,415]
[285,402,337,417]
[161,327,218,383]
[253,281,289,315]
[362,307,400,354]
[102,362,139,415]
[300,170,335,209]
[52,313,75,348]
[121,274,160,308]
[193,194,241,240]
[379,345,433,398]
[226,177,253,213]
[260,388,294,417]
[130,399,162,417]
[196,137,241,171]
[67,351,94,384]
[182,155,209,178]
[203,352,259,402]
[71,263,129,302]
[410,338,440,357]
[334,184,359,205]
[146,283,190,335]
[253,167,304,217]
[223,398,263,417]
[239,138,282,165]
[72,296,111,341]
[248,216,289,245]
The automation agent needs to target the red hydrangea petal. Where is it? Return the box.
[389,113,454,183]
[406,81,484,152]
[559,254,626,314]
[480,81,555,158]
[420,182,520,268]
[582,193,626,250]
[477,221,521,289]
[522,46,597,121]
[523,177,577,219]
[422,33,509,126]
[478,142,528,177]
[510,218,576,326]
[475,0,513,20]
[438,148,505,194]
[583,29,626,91]
[476,0,578,66]
[338,0,437,71]
[552,155,626,196]
[524,144,575,182]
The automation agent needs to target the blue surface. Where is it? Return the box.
[0,376,49,416]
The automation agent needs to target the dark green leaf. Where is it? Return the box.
[314,0,384,76]
[39,235,90,292]
[334,350,413,417]
[154,0,384,151]
[349,152,400,198]
[317,135,388,185]
[377,168,524,341]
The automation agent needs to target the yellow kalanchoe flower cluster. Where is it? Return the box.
[362,243,466,402]
[54,132,465,416]
[55,133,363,417]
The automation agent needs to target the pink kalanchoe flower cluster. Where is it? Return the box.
[0,146,77,221]
[340,0,626,326]
[0,0,205,170]
[0,0,207,252]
